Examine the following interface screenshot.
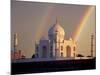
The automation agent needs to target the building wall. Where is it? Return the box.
[38,40,50,58]
[64,40,76,57]
[36,39,76,58]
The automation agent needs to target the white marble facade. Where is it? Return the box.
[35,19,76,59]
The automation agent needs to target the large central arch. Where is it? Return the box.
[42,46,47,58]
[66,46,71,57]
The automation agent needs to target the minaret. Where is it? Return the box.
[14,33,18,51]
[91,34,94,57]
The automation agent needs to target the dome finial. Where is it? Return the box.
[56,17,59,24]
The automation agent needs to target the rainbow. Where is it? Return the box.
[73,6,95,41]
[34,5,55,41]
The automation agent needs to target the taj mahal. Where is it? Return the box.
[34,18,77,59]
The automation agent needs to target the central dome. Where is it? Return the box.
[48,18,65,36]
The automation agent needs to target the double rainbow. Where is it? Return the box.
[73,6,95,41]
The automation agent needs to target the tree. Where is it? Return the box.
[76,54,84,59]
[87,55,92,57]
[32,54,35,58]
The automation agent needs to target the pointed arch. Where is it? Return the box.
[42,46,47,58]
[66,45,71,57]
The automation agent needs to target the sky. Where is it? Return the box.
[11,0,96,58]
